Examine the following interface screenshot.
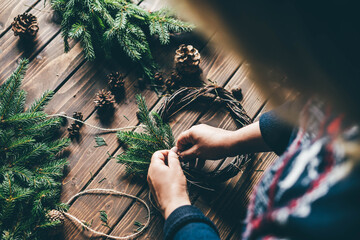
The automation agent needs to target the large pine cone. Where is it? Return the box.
[11,13,39,38]
[107,72,125,93]
[175,44,201,75]
[94,89,115,109]
[47,210,65,224]
[47,210,65,235]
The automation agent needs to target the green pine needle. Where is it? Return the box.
[94,136,107,147]
[116,95,174,175]
[0,60,68,239]
[50,0,194,79]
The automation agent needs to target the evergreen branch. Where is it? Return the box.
[1,137,34,153]
[1,112,46,125]
[13,90,27,115]
[27,90,54,113]
[116,95,175,175]
[50,0,194,79]
[0,59,29,120]
[0,61,68,238]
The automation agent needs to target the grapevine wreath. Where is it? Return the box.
[157,84,254,185]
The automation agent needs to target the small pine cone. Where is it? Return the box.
[170,70,182,83]
[47,210,65,224]
[107,72,125,93]
[72,112,83,127]
[165,78,176,90]
[11,13,39,38]
[94,89,115,109]
[67,123,80,139]
[175,44,201,75]
[231,87,243,101]
[153,72,164,85]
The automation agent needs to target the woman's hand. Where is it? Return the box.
[176,124,234,161]
[176,122,270,163]
[147,148,191,219]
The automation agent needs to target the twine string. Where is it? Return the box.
[48,114,141,132]
[62,188,150,240]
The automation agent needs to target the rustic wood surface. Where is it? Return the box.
[0,1,279,239]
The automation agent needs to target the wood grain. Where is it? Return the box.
[0,1,62,82]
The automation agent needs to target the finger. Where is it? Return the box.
[176,130,194,151]
[178,145,198,162]
[147,179,161,208]
[151,150,169,165]
[167,149,181,169]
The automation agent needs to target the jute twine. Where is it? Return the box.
[60,189,150,239]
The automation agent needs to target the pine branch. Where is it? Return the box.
[50,0,194,79]
[117,95,175,175]
[0,59,28,120]
[27,90,54,113]
[0,60,68,238]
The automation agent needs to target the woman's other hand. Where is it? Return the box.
[176,124,233,161]
[147,148,190,219]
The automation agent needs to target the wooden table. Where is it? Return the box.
[0,0,277,239]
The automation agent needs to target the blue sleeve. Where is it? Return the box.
[259,102,298,155]
[163,205,220,240]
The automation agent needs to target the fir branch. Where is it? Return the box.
[116,95,175,175]
[50,0,194,79]
[0,60,68,238]
[27,90,54,113]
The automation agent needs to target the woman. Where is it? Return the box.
[147,1,360,239]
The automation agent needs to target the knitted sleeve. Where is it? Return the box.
[164,205,219,240]
[259,102,298,155]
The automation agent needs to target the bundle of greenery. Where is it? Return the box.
[117,95,174,175]
[50,0,194,79]
[0,59,69,239]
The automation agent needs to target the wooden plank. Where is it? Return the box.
[61,42,241,239]
[0,0,61,83]
[22,37,84,106]
[0,0,39,35]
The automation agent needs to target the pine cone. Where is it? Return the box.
[11,13,39,38]
[72,112,83,127]
[47,209,65,236]
[175,44,201,75]
[231,87,243,101]
[47,210,65,224]
[107,72,125,93]
[153,72,164,85]
[170,70,182,83]
[165,78,176,90]
[94,89,115,110]
[67,123,80,139]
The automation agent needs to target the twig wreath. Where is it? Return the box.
[157,84,254,184]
